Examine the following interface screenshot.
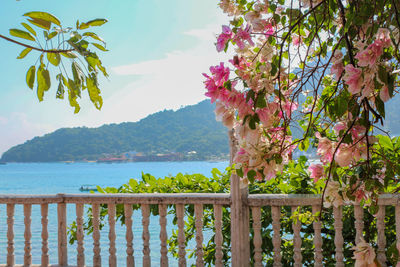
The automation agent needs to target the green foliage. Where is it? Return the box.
[0,100,229,162]
[2,11,108,112]
[67,154,400,266]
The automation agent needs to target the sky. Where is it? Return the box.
[0,0,231,155]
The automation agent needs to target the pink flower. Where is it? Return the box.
[343,65,363,95]
[331,61,344,80]
[355,42,383,67]
[234,148,249,164]
[376,28,392,48]
[316,132,335,164]
[352,238,377,267]
[214,102,234,129]
[380,85,391,102]
[308,164,324,183]
[216,25,233,52]
[264,23,275,36]
[257,103,279,127]
[334,122,346,135]
[233,25,254,49]
[203,62,231,103]
[293,35,302,46]
[335,144,353,167]
[284,101,298,118]
[353,184,369,203]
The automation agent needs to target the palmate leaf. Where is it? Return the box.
[9,29,35,41]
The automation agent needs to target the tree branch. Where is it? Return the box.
[0,34,73,54]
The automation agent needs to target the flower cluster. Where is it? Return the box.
[205,0,399,204]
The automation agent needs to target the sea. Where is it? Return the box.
[0,161,229,266]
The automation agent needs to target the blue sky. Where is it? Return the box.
[0,0,230,155]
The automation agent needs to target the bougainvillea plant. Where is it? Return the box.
[204,0,400,261]
[0,11,108,113]
[206,0,400,204]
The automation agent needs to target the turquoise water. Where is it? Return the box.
[0,161,229,266]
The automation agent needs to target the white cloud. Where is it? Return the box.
[76,21,233,125]
[0,15,234,152]
[0,112,56,155]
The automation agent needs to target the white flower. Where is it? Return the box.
[352,237,377,267]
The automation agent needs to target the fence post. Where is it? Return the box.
[229,130,250,267]
[57,194,68,266]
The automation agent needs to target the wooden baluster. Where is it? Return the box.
[7,203,14,267]
[251,207,263,267]
[24,204,32,266]
[396,205,400,266]
[142,204,151,267]
[92,203,101,266]
[124,204,135,266]
[58,203,68,266]
[108,203,117,267]
[214,205,223,267]
[292,206,302,267]
[76,203,85,267]
[41,204,49,267]
[312,205,323,267]
[159,204,168,267]
[354,205,364,245]
[271,206,282,267]
[176,204,186,267]
[194,204,204,267]
[333,206,344,267]
[377,206,387,267]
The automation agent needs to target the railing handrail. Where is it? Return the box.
[0,193,231,205]
[1,192,400,205]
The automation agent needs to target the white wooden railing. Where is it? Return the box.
[0,193,399,266]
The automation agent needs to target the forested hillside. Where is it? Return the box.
[1,100,229,162]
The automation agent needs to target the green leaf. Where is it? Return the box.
[78,18,108,30]
[91,43,108,51]
[26,65,36,89]
[72,62,84,87]
[375,95,385,118]
[378,65,388,84]
[336,95,348,118]
[27,18,51,30]
[61,52,77,58]
[82,32,105,43]
[21,22,36,36]
[223,80,232,91]
[256,95,267,108]
[37,65,51,101]
[377,135,393,150]
[24,11,61,27]
[247,170,257,183]
[47,31,58,40]
[9,29,35,41]
[47,52,60,66]
[249,116,256,130]
[56,77,65,99]
[86,75,103,110]
[17,48,32,59]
